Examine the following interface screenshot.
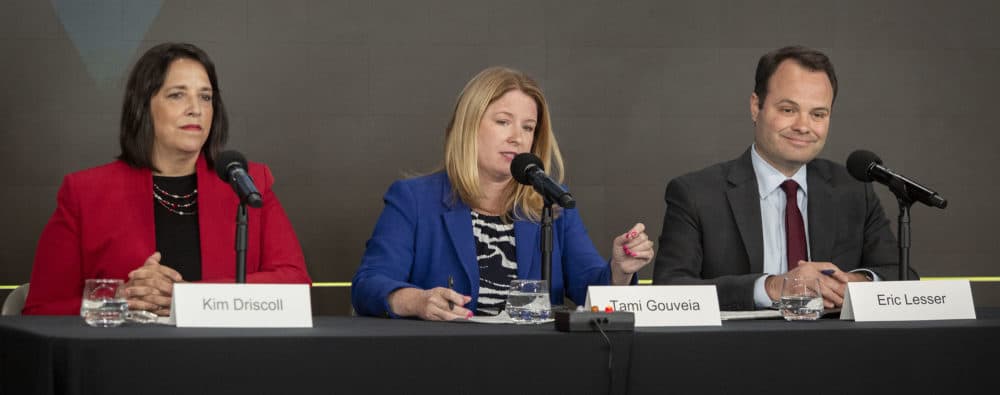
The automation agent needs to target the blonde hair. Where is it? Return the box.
[444,66,564,223]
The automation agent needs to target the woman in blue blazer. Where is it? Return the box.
[352,67,654,320]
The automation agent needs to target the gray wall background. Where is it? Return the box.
[2,0,998,314]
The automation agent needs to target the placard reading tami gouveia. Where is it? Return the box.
[585,285,721,327]
[171,283,312,328]
[841,280,975,322]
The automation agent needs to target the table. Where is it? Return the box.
[627,310,999,394]
[0,316,632,395]
[2,310,998,395]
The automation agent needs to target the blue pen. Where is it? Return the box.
[820,269,835,276]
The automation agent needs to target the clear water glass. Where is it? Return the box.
[505,279,551,324]
[80,279,128,327]
[779,276,823,321]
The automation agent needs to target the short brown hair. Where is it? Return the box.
[754,46,838,108]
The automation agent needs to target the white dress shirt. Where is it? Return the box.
[750,145,879,308]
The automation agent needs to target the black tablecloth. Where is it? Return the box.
[0,316,632,395]
[2,310,998,395]
[628,311,999,395]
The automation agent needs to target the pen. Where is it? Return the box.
[447,275,455,311]
[820,269,835,276]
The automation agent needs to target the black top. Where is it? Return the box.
[153,174,201,281]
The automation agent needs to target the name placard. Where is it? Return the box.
[171,283,313,328]
[841,280,975,322]
[585,285,721,327]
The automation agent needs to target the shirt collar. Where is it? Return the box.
[750,144,808,199]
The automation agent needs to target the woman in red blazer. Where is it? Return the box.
[23,43,311,316]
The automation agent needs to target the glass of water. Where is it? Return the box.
[779,276,823,321]
[505,279,551,324]
[80,279,128,327]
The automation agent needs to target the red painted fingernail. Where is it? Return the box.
[628,231,638,239]
[466,311,473,319]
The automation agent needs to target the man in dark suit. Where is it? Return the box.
[653,46,917,311]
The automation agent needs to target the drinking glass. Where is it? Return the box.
[779,276,823,321]
[80,279,128,327]
[505,279,551,324]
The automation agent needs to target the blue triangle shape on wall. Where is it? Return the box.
[51,0,162,86]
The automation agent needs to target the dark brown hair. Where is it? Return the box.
[754,46,838,108]
[118,42,228,170]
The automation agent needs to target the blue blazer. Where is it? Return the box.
[351,172,613,317]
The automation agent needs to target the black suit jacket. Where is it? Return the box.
[652,148,917,310]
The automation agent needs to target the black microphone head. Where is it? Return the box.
[215,150,248,181]
[846,150,883,183]
[511,153,543,185]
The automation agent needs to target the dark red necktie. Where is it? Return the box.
[781,180,807,271]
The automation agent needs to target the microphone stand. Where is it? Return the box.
[888,177,913,281]
[235,203,248,283]
[897,199,911,281]
[541,197,556,306]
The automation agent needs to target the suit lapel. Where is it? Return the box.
[514,220,539,279]
[196,155,237,279]
[440,183,479,289]
[726,149,765,273]
[127,162,157,264]
[806,161,836,262]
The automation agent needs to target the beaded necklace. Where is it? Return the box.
[153,182,198,216]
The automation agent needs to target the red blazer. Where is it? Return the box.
[23,156,311,315]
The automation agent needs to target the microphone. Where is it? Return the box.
[846,150,947,209]
[510,153,576,209]
[214,150,263,208]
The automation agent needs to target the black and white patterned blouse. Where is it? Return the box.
[471,211,518,316]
